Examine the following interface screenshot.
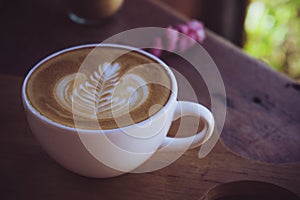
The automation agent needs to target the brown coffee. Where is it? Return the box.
[26,46,171,130]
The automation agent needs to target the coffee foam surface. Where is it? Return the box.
[26,47,171,130]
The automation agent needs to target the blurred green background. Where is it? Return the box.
[244,0,300,82]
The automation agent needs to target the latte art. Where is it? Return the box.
[26,46,171,129]
[54,62,149,119]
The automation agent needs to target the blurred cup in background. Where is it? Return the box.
[67,0,124,25]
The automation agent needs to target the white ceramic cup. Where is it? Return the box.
[22,44,215,178]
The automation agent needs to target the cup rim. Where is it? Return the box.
[22,43,178,133]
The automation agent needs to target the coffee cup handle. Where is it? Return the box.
[160,101,215,151]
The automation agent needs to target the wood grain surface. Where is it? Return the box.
[1,74,299,199]
[1,0,300,199]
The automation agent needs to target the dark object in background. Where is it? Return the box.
[198,0,249,47]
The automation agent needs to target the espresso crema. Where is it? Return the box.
[26,46,172,129]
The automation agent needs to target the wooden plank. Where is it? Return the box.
[0,75,300,199]
[1,0,300,199]
[1,74,299,199]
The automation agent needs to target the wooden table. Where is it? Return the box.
[1,0,300,199]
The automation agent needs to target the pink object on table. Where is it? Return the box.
[151,37,163,57]
[149,20,206,57]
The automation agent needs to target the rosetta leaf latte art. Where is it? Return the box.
[54,62,149,120]
[74,62,121,114]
